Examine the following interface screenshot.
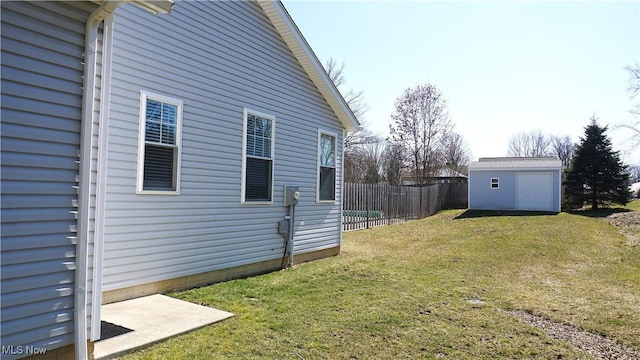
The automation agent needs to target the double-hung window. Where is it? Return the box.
[242,109,274,203]
[318,130,337,202]
[137,91,182,193]
[490,178,499,189]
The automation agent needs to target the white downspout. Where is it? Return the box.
[77,2,120,359]
[340,129,346,245]
[90,11,116,342]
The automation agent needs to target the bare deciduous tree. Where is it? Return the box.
[325,58,370,151]
[626,63,640,106]
[389,83,451,186]
[628,165,640,183]
[616,63,640,150]
[382,143,404,185]
[343,151,360,184]
[325,57,376,183]
[325,58,346,88]
[549,135,575,169]
[343,135,386,184]
[360,139,386,184]
[325,58,368,121]
[442,131,472,174]
[507,130,551,157]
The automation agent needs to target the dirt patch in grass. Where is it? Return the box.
[606,211,640,246]
[508,310,640,360]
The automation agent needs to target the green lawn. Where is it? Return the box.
[125,206,640,359]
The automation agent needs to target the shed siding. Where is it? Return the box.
[469,171,517,210]
[0,1,97,356]
[469,170,561,211]
[102,1,343,291]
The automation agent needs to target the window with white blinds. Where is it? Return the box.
[242,109,274,203]
[318,130,337,202]
[137,91,183,193]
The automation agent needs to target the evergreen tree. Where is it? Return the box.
[564,117,630,209]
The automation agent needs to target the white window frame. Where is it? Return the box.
[490,177,500,189]
[241,108,275,204]
[317,129,338,203]
[136,90,183,195]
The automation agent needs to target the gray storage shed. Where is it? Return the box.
[468,157,562,212]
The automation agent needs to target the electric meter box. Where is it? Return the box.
[284,186,300,206]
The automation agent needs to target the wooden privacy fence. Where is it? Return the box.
[342,182,468,231]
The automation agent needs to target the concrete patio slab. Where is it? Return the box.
[94,294,234,359]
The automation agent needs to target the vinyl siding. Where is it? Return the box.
[469,171,517,210]
[469,170,561,211]
[102,1,343,291]
[0,1,97,357]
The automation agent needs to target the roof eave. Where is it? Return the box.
[469,167,562,172]
[257,1,360,133]
[91,0,174,14]
[131,0,174,14]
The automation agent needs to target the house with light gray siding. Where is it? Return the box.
[468,157,562,212]
[99,0,359,304]
[1,2,119,359]
[1,1,358,359]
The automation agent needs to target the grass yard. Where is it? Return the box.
[125,204,640,359]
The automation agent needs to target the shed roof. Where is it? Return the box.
[258,1,360,132]
[469,157,562,171]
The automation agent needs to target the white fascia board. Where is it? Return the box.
[257,1,360,133]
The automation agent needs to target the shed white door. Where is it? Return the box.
[516,172,553,211]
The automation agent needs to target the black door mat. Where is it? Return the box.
[98,321,134,341]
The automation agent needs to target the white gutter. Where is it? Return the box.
[77,2,120,359]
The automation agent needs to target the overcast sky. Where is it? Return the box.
[283,1,640,165]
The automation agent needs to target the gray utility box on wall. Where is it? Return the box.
[278,219,289,236]
[284,186,300,206]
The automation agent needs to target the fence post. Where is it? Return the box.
[448,182,452,209]
[387,185,391,225]
[366,184,370,229]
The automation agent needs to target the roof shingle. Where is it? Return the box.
[469,157,562,170]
